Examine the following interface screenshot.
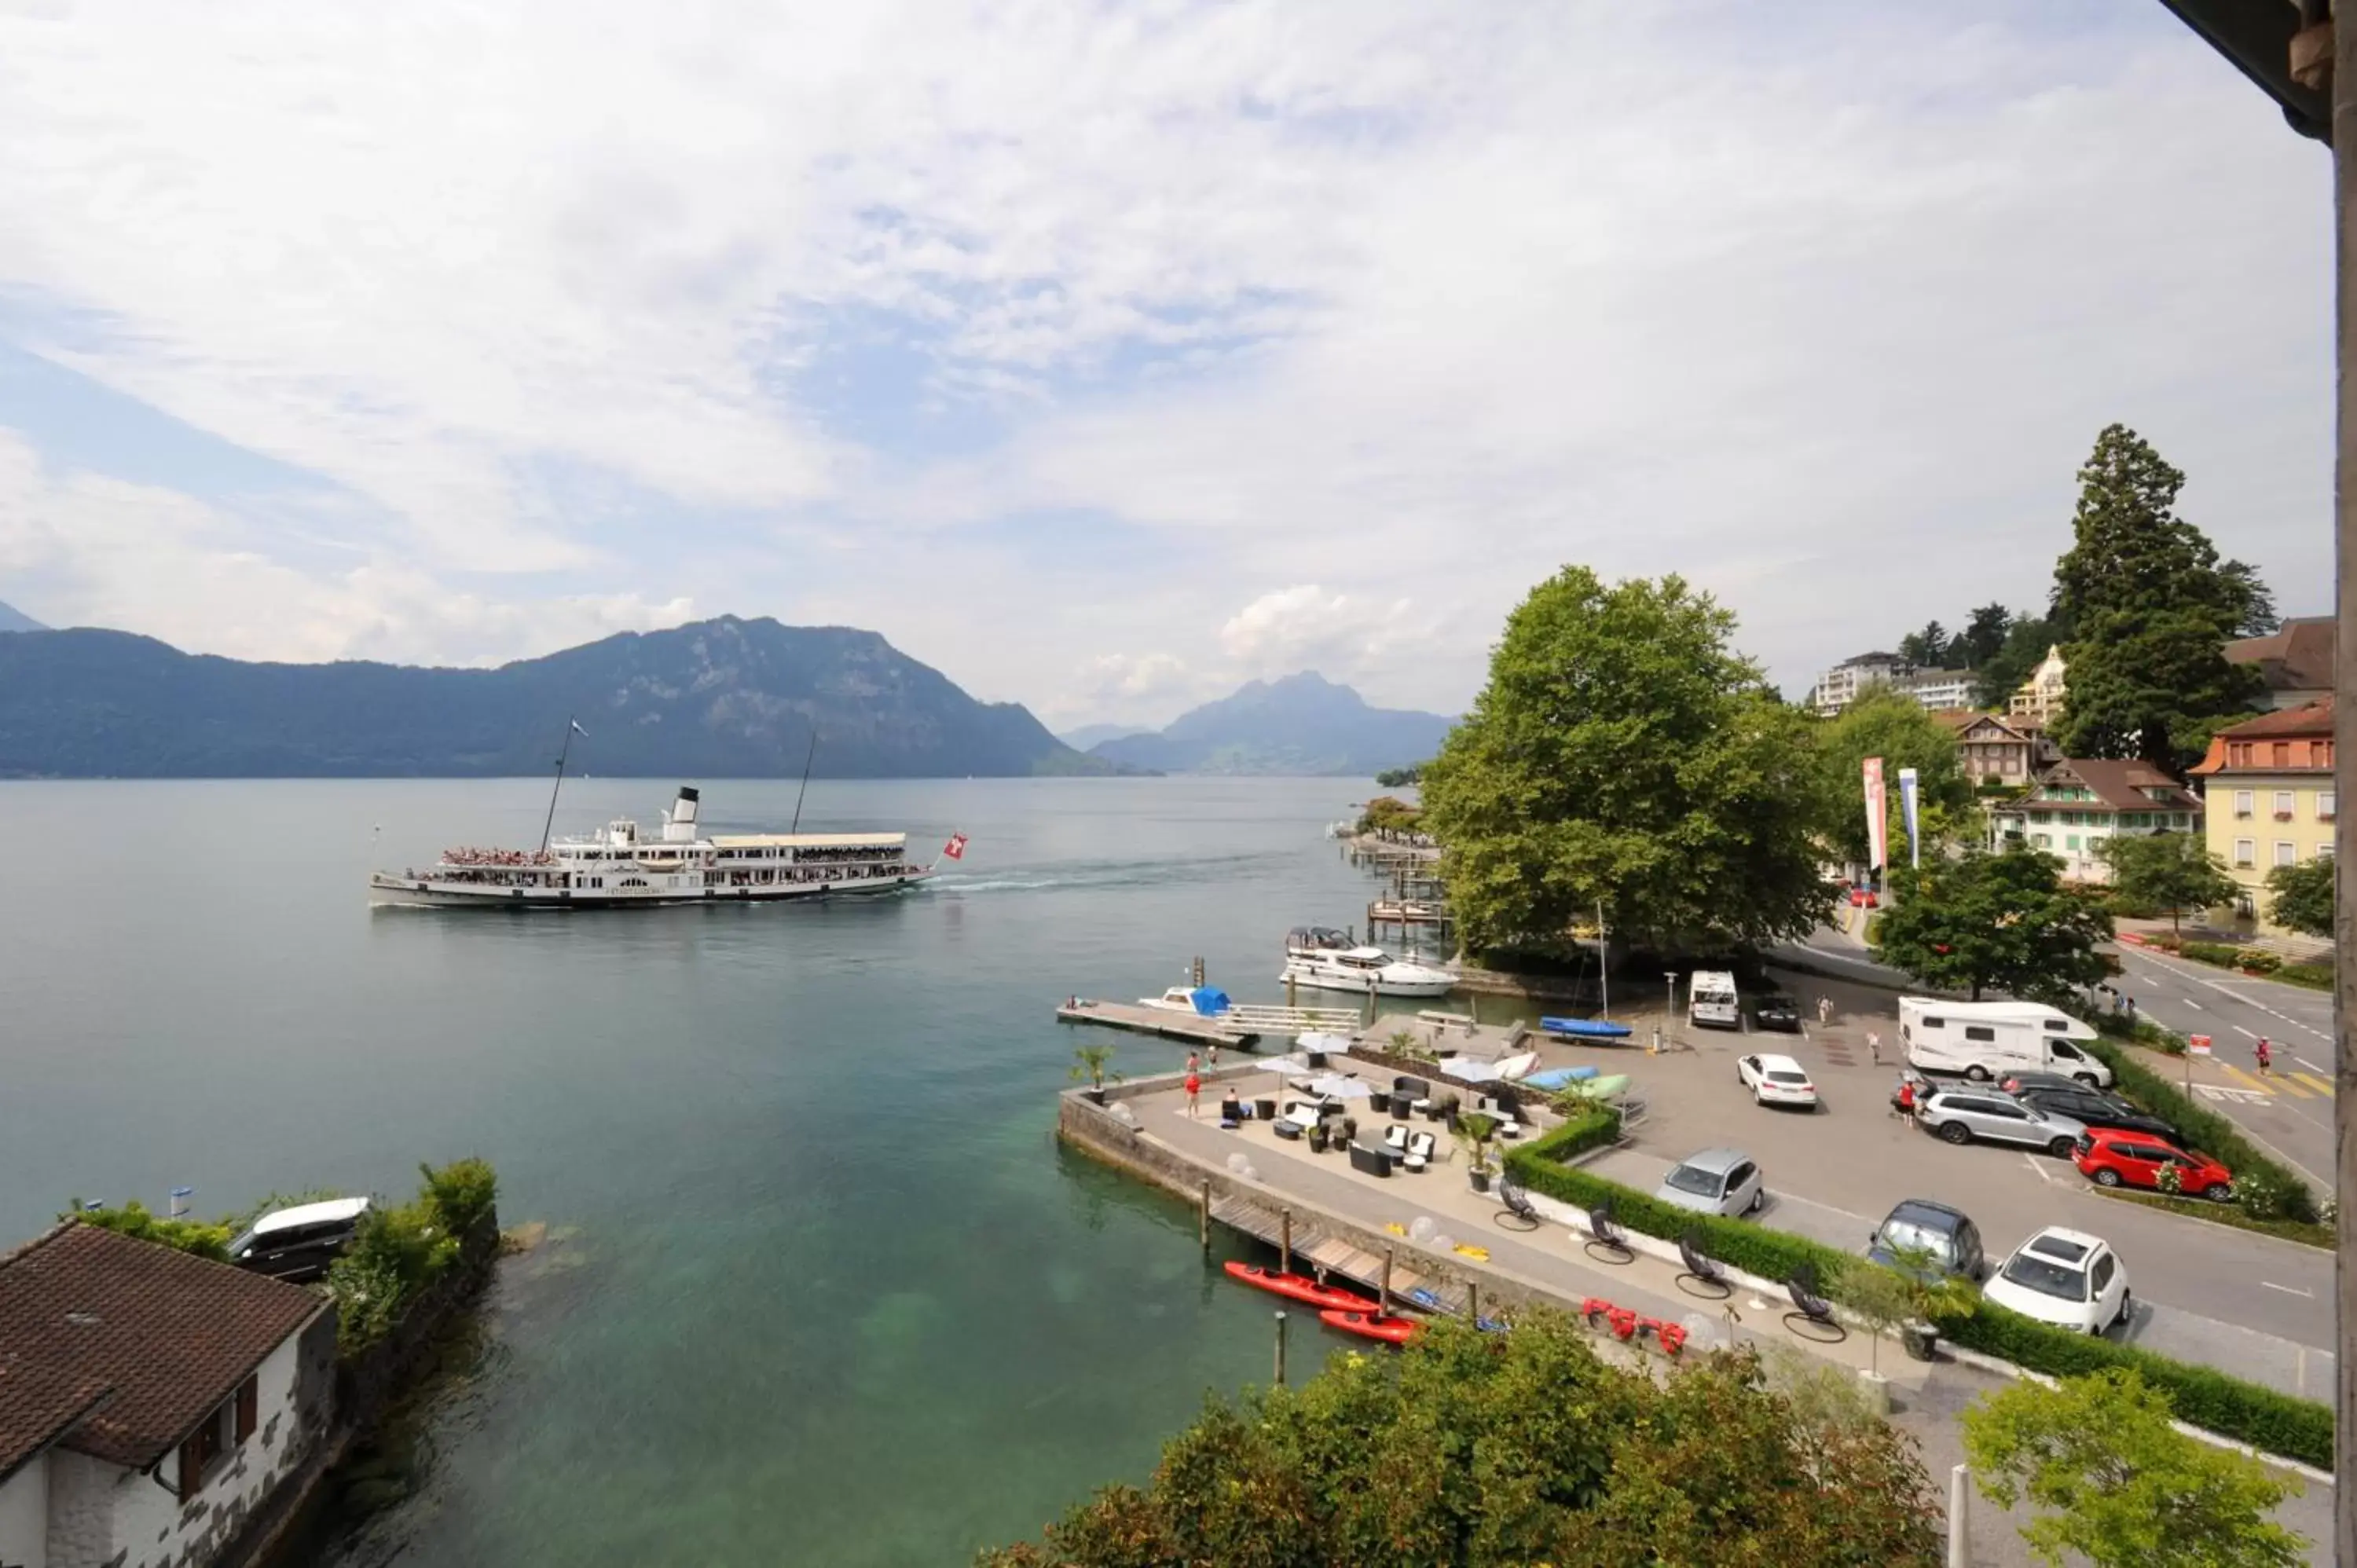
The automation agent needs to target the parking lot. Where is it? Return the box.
[1552,969,2334,1400]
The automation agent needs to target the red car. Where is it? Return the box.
[2072,1130,2234,1202]
[1847,886,1879,908]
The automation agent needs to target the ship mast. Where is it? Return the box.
[539,715,583,853]
[789,727,819,836]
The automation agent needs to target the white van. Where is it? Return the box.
[1688,971,1741,1030]
[1898,998,2113,1088]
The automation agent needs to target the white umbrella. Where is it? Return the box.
[1304,1074,1372,1100]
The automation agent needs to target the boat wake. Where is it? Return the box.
[931,852,1285,896]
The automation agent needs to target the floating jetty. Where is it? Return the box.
[1056,999,1260,1047]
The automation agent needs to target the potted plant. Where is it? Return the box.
[1886,1243,1974,1360]
[1838,1262,1914,1412]
[1455,1112,1498,1193]
[1069,1043,1119,1104]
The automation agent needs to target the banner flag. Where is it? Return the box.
[1897,766,1921,870]
[1862,757,1888,878]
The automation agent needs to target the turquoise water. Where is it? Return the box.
[0,777,1409,1565]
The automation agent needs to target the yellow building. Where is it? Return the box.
[2007,644,2068,727]
[2188,699,2335,927]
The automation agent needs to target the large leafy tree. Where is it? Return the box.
[1962,1369,2306,1568]
[982,1314,1944,1567]
[2095,832,2240,936]
[2050,426,2264,772]
[1420,568,1828,953]
[1877,848,2112,1001]
[2265,856,2334,939]
[1811,689,1978,870]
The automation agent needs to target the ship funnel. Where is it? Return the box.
[664,786,701,843]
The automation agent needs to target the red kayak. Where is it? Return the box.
[1318,1308,1420,1345]
[1222,1261,1376,1313]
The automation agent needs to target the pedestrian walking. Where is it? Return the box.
[1185,1069,1203,1116]
[1890,1072,1917,1121]
[1867,1030,1882,1065]
[2255,1037,2274,1077]
[1816,995,1833,1027]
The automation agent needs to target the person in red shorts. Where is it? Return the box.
[1185,1071,1202,1117]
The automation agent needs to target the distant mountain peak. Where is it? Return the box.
[0,599,46,635]
[1087,670,1451,777]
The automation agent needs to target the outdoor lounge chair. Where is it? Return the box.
[1783,1263,1846,1343]
[1404,1130,1436,1173]
[1349,1141,1392,1178]
[1675,1233,1732,1299]
[1273,1118,1303,1141]
[1383,1123,1411,1156]
[1583,1200,1635,1265]
[1281,1101,1325,1134]
[1494,1178,1541,1231]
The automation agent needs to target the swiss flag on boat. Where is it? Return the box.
[942,833,968,861]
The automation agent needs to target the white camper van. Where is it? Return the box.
[1688,971,1741,1030]
[1898,998,2113,1088]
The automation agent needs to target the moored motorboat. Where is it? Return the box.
[1281,930,1456,998]
[1318,1308,1420,1344]
[1222,1261,1377,1312]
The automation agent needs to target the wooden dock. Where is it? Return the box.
[1056,999,1259,1047]
[1209,1193,1472,1317]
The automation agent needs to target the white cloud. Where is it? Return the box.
[0,3,2332,728]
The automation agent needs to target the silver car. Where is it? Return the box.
[1654,1147,1765,1217]
[1919,1090,2087,1157]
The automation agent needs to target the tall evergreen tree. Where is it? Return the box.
[1898,621,1952,669]
[1957,603,2013,669]
[2050,425,2263,773]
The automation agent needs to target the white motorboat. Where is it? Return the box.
[1279,940,1457,999]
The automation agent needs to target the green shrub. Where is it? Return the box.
[68,1200,234,1262]
[1534,1100,1622,1160]
[2089,1185,2333,1250]
[2278,962,2333,991]
[1933,1300,2333,1471]
[2145,933,2183,953]
[2081,1040,2317,1223]
[2178,940,2247,969]
[2236,951,2282,974]
[420,1157,498,1234]
[1862,912,1883,947]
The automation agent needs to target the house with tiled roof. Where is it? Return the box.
[0,1222,335,1568]
[1926,709,2058,788]
[1988,758,2204,885]
[2189,699,2336,926]
[2224,617,2334,713]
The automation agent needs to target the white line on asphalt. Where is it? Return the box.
[2299,1057,2328,1075]
[2262,1281,2315,1299]
[2021,1152,2056,1186]
[2121,951,2333,1042]
[2233,1025,2260,1040]
[2182,998,2202,1010]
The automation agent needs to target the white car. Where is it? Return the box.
[1982,1225,2131,1335]
[1736,1053,1818,1109]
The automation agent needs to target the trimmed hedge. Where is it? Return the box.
[1508,1124,2335,1467]
[2088,1185,2333,1251]
[2278,962,2333,991]
[1934,1300,2332,1471]
[2082,1039,2320,1224]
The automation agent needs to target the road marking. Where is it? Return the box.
[2297,1056,2329,1074]
[2232,1025,2260,1040]
[2021,1152,2056,1186]
[2192,1083,2271,1104]
[2220,1063,2276,1095]
[2292,1072,2335,1098]
[2262,1281,2315,1299]
[2120,951,2333,1042]
[2181,998,2202,1010]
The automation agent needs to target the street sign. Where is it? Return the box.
[2188,1034,2212,1057]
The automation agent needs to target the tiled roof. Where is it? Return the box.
[0,1222,324,1468]
[2038,759,2201,813]
[2213,697,2333,739]
[2225,617,2334,692]
[0,1354,111,1484]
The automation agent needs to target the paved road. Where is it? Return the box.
[2110,945,2336,1192]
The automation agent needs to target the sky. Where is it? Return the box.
[0,1,2333,731]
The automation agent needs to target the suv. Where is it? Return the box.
[2073,1130,2234,1201]
[228,1196,372,1283]
[1654,1148,1765,1218]
[1751,993,1802,1033]
[1918,1090,2086,1156]
[2013,1086,2178,1145]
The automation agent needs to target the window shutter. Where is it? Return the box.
[236,1376,258,1442]
[178,1434,203,1502]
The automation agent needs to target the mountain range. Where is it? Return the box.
[0,599,45,634]
[1088,672,1452,776]
[0,616,1116,779]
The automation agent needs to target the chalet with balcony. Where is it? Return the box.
[1988,758,2203,885]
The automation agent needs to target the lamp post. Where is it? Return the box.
[1662,973,1678,1056]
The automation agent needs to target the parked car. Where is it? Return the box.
[1736,1053,1818,1109]
[1751,992,1802,1032]
[1916,1090,2087,1156]
[1983,1225,2131,1335]
[1654,1148,1765,1218]
[1864,1199,1985,1281]
[227,1196,372,1283]
[1996,1069,2104,1097]
[2013,1086,2179,1145]
[1848,886,1879,908]
[2073,1130,2234,1201]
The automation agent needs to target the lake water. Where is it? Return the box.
[0,776,1423,1566]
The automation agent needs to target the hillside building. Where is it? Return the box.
[2188,700,2336,926]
